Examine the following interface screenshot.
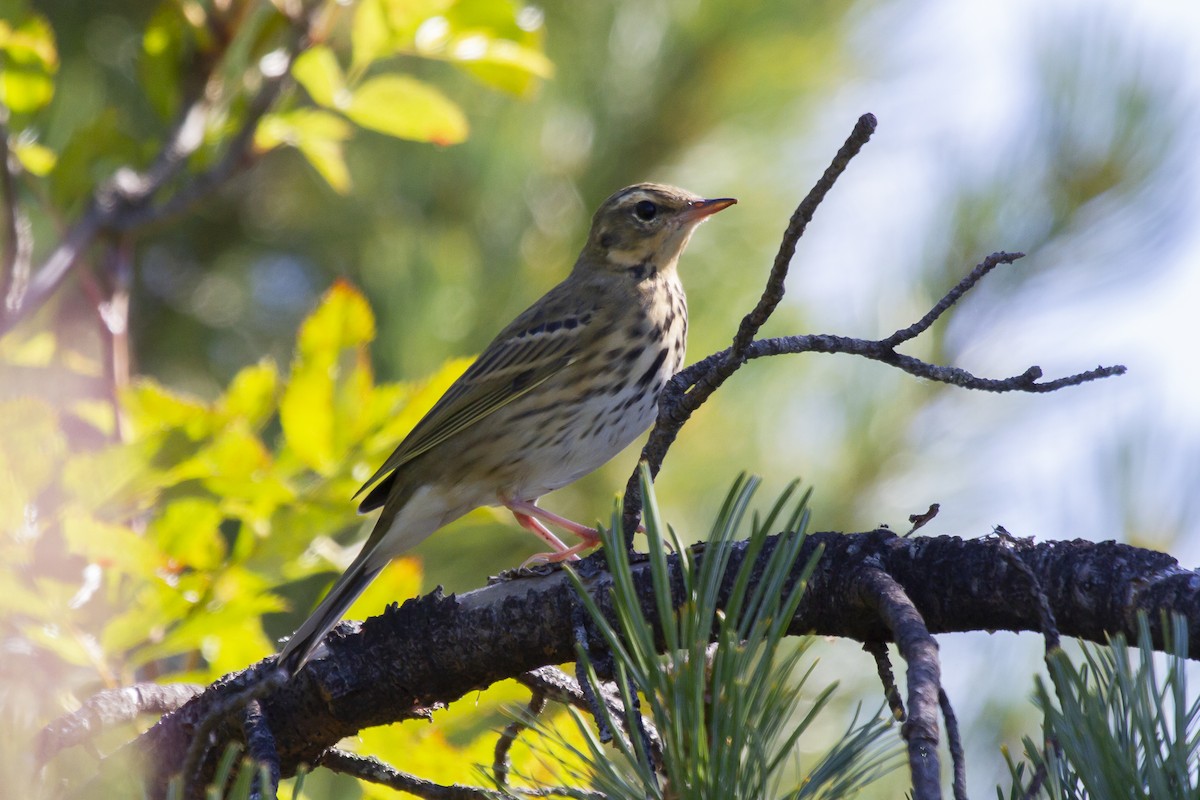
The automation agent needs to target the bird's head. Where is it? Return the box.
[580,183,736,278]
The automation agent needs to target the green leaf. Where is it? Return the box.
[0,397,63,528]
[122,379,212,440]
[150,497,225,571]
[219,358,279,429]
[11,138,55,175]
[140,1,186,119]
[62,510,162,578]
[344,74,468,145]
[351,0,450,70]
[256,109,354,192]
[446,35,553,96]
[291,44,345,108]
[0,10,58,114]
[279,281,376,472]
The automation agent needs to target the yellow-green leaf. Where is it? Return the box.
[296,280,376,357]
[150,497,225,570]
[11,138,55,174]
[0,397,63,528]
[450,36,553,96]
[122,379,212,439]
[292,44,345,108]
[0,13,58,114]
[62,511,162,577]
[297,134,352,193]
[256,109,353,192]
[220,358,279,428]
[345,75,468,145]
[280,282,376,472]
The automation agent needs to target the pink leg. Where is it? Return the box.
[506,498,601,541]
[505,498,610,565]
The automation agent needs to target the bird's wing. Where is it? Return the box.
[355,306,594,500]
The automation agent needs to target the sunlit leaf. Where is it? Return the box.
[0,397,63,528]
[256,109,354,191]
[11,138,55,174]
[360,357,471,461]
[122,379,212,440]
[0,11,58,114]
[150,497,225,571]
[296,133,352,193]
[292,44,345,108]
[61,437,168,515]
[62,510,163,577]
[220,358,279,429]
[448,36,553,96]
[280,282,376,472]
[345,75,468,145]
[352,0,450,69]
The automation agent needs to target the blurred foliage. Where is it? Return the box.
[2,0,1197,797]
[2,282,593,797]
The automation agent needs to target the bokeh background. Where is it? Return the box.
[11,0,1200,795]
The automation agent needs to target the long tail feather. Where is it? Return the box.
[277,554,383,675]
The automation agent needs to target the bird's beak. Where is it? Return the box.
[682,196,737,223]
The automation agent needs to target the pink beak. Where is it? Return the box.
[682,197,737,222]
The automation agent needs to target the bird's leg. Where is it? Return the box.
[507,499,603,541]
[505,499,605,565]
[511,511,576,555]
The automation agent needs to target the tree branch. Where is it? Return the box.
[0,13,304,337]
[96,531,1196,795]
[853,566,941,800]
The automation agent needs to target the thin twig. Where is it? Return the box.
[320,749,502,800]
[620,114,879,546]
[939,688,967,800]
[863,641,906,721]
[493,687,546,787]
[0,17,302,336]
[880,251,1024,348]
[1020,759,1049,800]
[516,666,664,767]
[993,526,1061,655]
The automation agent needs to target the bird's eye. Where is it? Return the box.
[633,200,658,221]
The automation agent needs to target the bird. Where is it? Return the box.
[277,182,736,674]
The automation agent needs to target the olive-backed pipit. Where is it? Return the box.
[278,183,735,673]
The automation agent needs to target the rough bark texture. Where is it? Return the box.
[120,529,1198,795]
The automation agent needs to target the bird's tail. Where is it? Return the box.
[277,551,383,675]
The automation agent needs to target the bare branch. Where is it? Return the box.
[730,112,878,357]
[853,566,941,800]
[621,114,878,543]
[880,251,1024,348]
[0,17,302,337]
[182,670,286,800]
[36,683,203,766]
[939,688,967,800]
[493,685,546,788]
[863,641,905,722]
[321,749,502,799]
